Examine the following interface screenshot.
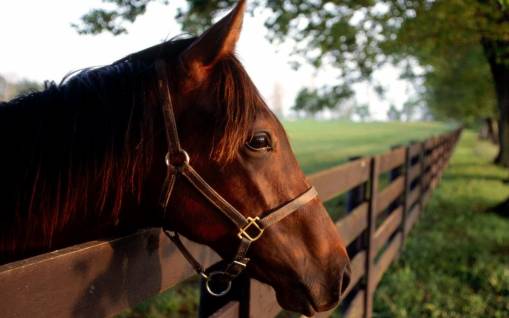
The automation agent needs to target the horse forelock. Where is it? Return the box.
[207,55,268,163]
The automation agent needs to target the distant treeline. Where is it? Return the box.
[0,75,42,102]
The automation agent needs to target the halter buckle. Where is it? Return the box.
[238,217,264,242]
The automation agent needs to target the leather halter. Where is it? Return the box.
[155,60,318,296]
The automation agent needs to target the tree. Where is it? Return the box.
[387,104,402,121]
[0,75,42,102]
[354,103,371,122]
[76,0,509,165]
[292,85,353,116]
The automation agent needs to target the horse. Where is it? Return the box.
[0,0,350,315]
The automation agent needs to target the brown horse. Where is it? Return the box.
[0,0,350,315]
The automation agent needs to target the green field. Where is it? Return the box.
[285,120,451,173]
[118,121,509,318]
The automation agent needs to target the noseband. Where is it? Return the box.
[155,61,317,296]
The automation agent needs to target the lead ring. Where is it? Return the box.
[205,271,232,297]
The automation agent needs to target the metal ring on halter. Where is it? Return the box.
[205,271,233,297]
[165,150,190,168]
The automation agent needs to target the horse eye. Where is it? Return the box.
[246,132,272,151]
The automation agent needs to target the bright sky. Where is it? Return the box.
[0,0,411,119]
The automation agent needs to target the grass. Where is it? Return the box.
[118,120,492,318]
[373,131,509,318]
[284,120,451,174]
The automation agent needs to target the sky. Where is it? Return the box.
[0,0,412,119]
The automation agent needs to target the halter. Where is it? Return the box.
[155,60,318,296]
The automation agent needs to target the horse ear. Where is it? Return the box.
[180,0,246,84]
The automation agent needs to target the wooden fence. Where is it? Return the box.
[0,128,462,318]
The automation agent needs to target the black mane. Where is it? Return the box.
[0,35,265,263]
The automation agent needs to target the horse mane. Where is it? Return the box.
[0,37,265,262]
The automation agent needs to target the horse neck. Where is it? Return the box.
[0,67,164,263]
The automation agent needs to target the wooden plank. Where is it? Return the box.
[376,176,404,215]
[0,229,220,318]
[423,187,432,205]
[408,164,421,182]
[365,157,379,318]
[342,250,366,298]
[336,202,368,246]
[344,290,365,318]
[308,158,370,202]
[373,233,402,288]
[409,142,422,158]
[424,154,433,169]
[404,205,421,236]
[406,186,420,208]
[373,207,403,255]
[210,302,240,318]
[425,137,436,150]
[378,147,406,174]
[249,280,281,318]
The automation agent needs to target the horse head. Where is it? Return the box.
[156,1,351,314]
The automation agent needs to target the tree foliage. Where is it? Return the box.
[0,75,42,102]
[293,85,353,115]
[76,0,509,164]
[387,104,402,121]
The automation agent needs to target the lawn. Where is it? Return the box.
[285,120,451,174]
[373,131,509,318]
[118,120,495,318]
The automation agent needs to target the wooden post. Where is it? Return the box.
[401,144,411,248]
[364,156,379,318]
[419,142,426,213]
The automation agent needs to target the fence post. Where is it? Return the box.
[401,143,411,249]
[419,141,426,214]
[364,156,379,318]
[346,156,367,256]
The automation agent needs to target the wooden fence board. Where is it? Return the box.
[425,138,436,150]
[406,187,420,209]
[210,302,239,318]
[376,176,404,215]
[373,207,403,255]
[378,148,406,173]
[408,164,421,182]
[336,203,368,246]
[0,229,219,318]
[404,205,421,236]
[342,250,366,298]
[249,280,281,318]
[373,233,402,288]
[344,291,365,318]
[308,158,370,202]
[409,143,422,158]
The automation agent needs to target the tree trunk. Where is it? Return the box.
[486,117,499,144]
[480,117,499,144]
[481,37,509,167]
